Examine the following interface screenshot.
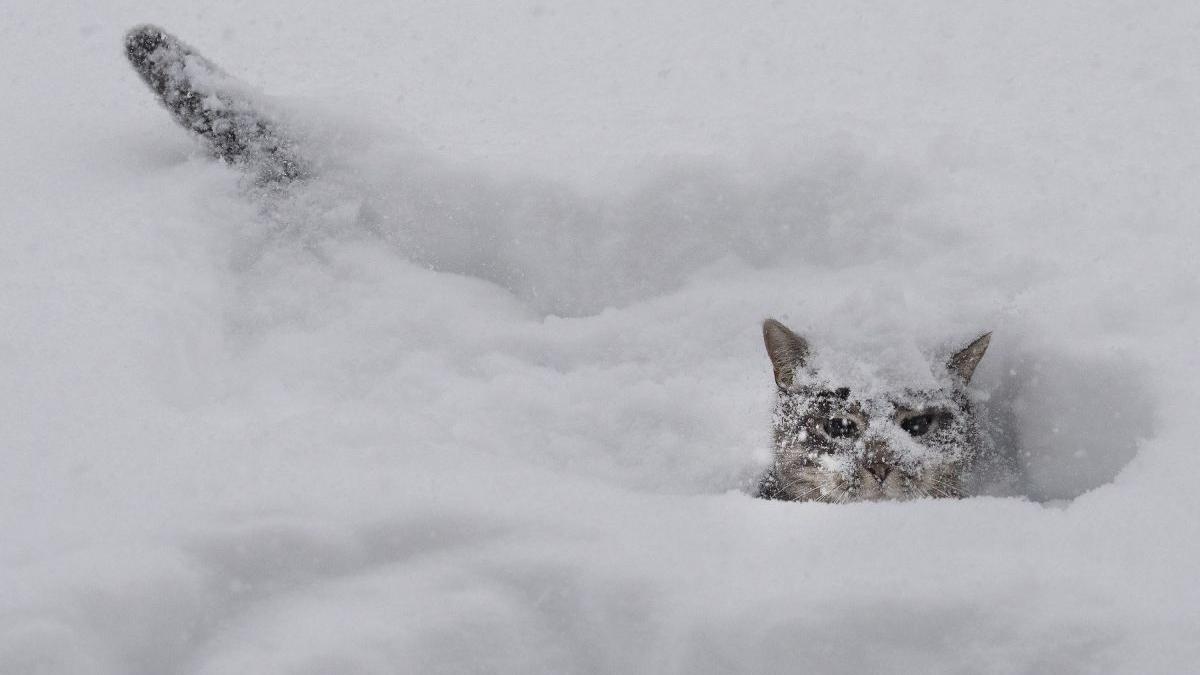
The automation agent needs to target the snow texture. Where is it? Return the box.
[2,1,1197,673]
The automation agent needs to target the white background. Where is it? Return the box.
[2,1,1198,672]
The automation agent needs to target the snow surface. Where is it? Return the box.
[3,1,1199,673]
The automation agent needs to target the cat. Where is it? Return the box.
[756,318,994,502]
[126,26,1000,503]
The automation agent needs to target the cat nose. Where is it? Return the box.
[866,462,891,483]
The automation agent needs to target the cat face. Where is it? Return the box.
[758,319,990,503]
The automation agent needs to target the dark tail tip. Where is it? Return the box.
[123,23,308,183]
[124,24,169,75]
[124,24,190,99]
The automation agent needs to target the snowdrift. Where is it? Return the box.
[2,2,1198,673]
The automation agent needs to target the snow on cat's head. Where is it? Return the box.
[759,318,991,503]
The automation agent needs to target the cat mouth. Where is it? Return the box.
[846,472,929,502]
[760,464,956,503]
[852,489,920,503]
[852,486,908,502]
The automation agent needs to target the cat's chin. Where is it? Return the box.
[841,472,941,502]
[849,487,914,503]
[849,472,917,502]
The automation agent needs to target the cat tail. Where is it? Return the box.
[125,24,308,183]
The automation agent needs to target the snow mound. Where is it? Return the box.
[2,2,1197,673]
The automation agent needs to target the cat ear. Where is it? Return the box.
[947,332,991,385]
[763,319,810,389]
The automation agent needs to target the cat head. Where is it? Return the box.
[759,318,991,503]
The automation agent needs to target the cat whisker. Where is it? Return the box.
[930,478,964,498]
[793,485,825,502]
[930,482,961,499]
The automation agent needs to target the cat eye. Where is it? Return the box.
[823,416,859,438]
[901,413,937,437]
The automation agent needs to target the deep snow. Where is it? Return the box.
[2,1,1199,673]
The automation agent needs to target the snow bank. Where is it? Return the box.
[2,1,1198,673]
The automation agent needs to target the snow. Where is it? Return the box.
[3,1,1199,673]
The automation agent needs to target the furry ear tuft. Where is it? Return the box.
[947,332,991,385]
[763,319,809,389]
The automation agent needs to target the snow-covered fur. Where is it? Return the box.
[125,24,306,183]
[757,319,994,502]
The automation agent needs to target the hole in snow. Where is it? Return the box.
[976,345,1154,502]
